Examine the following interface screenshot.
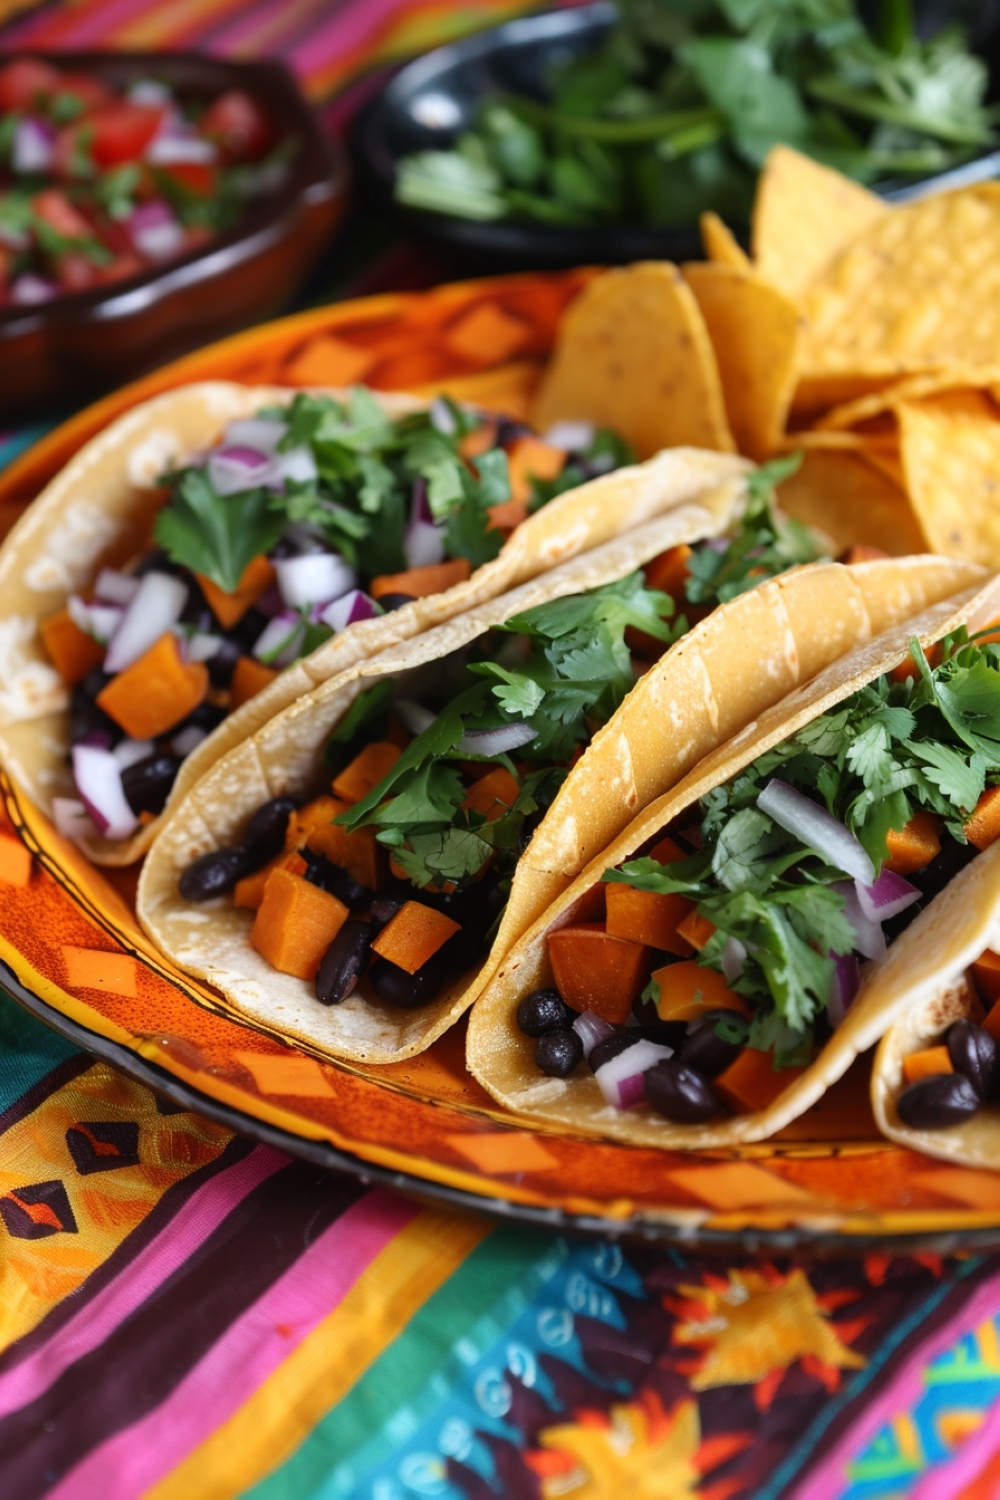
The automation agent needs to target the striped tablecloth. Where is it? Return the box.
[3,2,1000,1496]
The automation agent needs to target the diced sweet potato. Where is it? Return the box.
[884,812,941,875]
[487,497,528,533]
[39,608,104,684]
[458,418,498,460]
[234,850,306,910]
[651,960,748,1023]
[286,794,384,890]
[547,923,650,1024]
[839,544,889,564]
[675,911,716,952]
[965,786,1000,851]
[605,884,694,956]
[230,655,278,711]
[713,1048,806,1114]
[644,543,692,599]
[973,949,1000,1009]
[0,830,32,887]
[902,1045,953,1086]
[371,900,461,974]
[506,436,566,506]
[370,559,471,601]
[332,740,401,803]
[96,633,207,740]
[196,555,275,629]
[462,766,520,821]
[649,835,686,865]
[250,867,347,980]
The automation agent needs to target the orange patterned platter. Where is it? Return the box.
[4,271,1000,1251]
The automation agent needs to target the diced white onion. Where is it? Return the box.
[94,568,140,606]
[252,614,303,666]
[67,595,123,646]
[112,738,154,771]
[395,699,436,737]
[10,274,57,305]
[72,745,138,840]
[430,397,458,434]
[171,725,207,757]
[833,881,886,962]
[458,722,536,757]
[757,779,875,884]
[186,631,223,662]
[129,79,173,105]
[146,134,217,165]
[275,445,318,485]
[542,421,591,451]
[127,200,185,261]
[319,589,378,633]
[275,552,355,611]
[207,444,277,497]
[721,936,747,984]
[594,1039,674,1109]
[104,571,189,674]
[13,117,55,174]
[571,1010,615,1060]
[52,797,98,842]
[224,418,288,453]
[404,519,446,569]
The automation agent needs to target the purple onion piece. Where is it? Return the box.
[856,868,920,923]
[571,1010,614,1060]
[827,951,860,1028]
[594,1038,674,1109]
[72,744,138,841]
[833,881,886,962]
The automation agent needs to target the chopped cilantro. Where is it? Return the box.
[154,468,285,593]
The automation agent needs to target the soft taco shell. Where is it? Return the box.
[467,564,996,1147]
[871,842,1000,1167]
[137,539,978,1066]
[0,380,749,865]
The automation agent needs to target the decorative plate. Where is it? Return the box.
[4,270,1000,1251]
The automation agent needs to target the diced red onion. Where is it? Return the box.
[72,745,138,840]
[11,274,58,305]
[411,477,433,525]
[594,1039,675,1109]
[126,200,185,262]
[94,567,140,607]
[832,880,886,962]
[404,519,446,569]
[224,417,288,453]
[826,951,860,1028]
[458,722,536,757]
[721,936,747,984]
[757,779,875,885]
[395,699,436,736]
[112,738,154,771]
[275,552,355,611]
[171,725,207,757]
[319,589,378,633]
[13,116,55,173]
[104,571,188,674]
[67,595,123,646]
[542,420,591,451]
[52,797,98,842]
[571,1010,615,1059]
[186,631,222,663]
[146,134,217,165]
[705,537,730,553]
[75,729,112,751]
[207,444,277,497]
[254,579,284,618]
[856,869,920,923]
[252,613,303,666]
[274,445,318,485]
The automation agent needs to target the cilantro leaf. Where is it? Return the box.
[154,469,285,593]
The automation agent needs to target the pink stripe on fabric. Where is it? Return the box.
[287,0,429,77]
[908,1355,1000,1500]
[48,1188,419,1500]
[786,1268,1000,1500]
[3,0,172,47]
[0,1144,288,1421]
[209,0,326,55]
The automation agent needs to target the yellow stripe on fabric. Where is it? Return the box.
[147,1206,491,1500]
[111,0,247,47]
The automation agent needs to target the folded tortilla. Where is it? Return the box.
[137,536,978,1065]
[0,380,748,865]
[467,564,997,1145]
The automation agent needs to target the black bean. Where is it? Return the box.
[368,949,455,1008]
[536,1028,583,1077]
[178,701,227,735]
[327,868,370,911]
[517,988,577,1038]
[947,1020,1000,1100]
[496,417,532,447]
[244,796,298,866]
[678,1011,744,1079]
[635,1021,688,1051]
[207,636,242,689]
[77,667,113,702]
[70,694,121,747]
[897,1073,981,1130]
[179,847,249,902]
[645,1059,719,1123]
[120,754,181,816]
[371,884,411,932]
[589,1034,639,1072]
[316,920,372,1005]
[135,549,180,576]
[230,607,269,653]
[376,593,417,613]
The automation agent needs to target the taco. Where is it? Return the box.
[0,378,712,865]
[467,565,999,1147]
[138,481,973,1064]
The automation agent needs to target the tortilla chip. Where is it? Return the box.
[776,448,925,556]
[897,391,1000,566]
[411,360,539,420]
[800,185,1000,379]
[790,372,905,426]
[700,211,751,271]
[683,262,801,461]
[752,145,887,301]
[467,567,996,1150]
[530,263,735,459]
[815,366,1000,432]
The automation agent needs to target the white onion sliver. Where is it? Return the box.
[430,397,457,434]
[721,936,747,984]
[224,417,288,453]
[172,725,207,757]
[252,614,303,666]
[275,445,318,485]
[458,722,536,757]
[104,571,189,674]
[404,519,446,569]
[94,568,140,606]
[833,881,886,962]
[594,1039,674,1109]
[757,779,875,884]
[319,589,378,634]
[571,1010,615,1059]
[13,117,55,174]
[113,738,155,771]
[856,869,920,923]
[275,552,355,611]
[72,745,138,841]
[11,274,58,305]
[146,135,217,165]
[52,797,98,842]
[187,631,223,663]
[542,420,590,451]
[395,699,437,737]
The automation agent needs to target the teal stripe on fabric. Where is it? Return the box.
[0,421,56,474]
[0,990,79,1114]
[245,1223,560,1500]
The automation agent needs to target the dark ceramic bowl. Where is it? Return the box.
[0,52,349,422]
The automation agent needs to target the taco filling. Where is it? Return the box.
[41,387,630,845]
[175,480,826,1012]
[516,625,1000,1122]
[893,947,1000,1131]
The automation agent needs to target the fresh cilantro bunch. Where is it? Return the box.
[608,628,1000,1062]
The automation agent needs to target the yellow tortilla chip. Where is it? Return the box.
[752,145,887,301]
[790,371,904,426]
[683,262,801,461]
[531,263,735,459]
[800,184,1000,378]
[776,447,924,556]
[815,367,1000,432]
[897,391,1000,565]
[699,211,751,271]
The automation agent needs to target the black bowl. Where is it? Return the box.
[0,52,349,422]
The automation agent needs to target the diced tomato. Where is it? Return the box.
[56,72,114,112]
[201,89,270,160]
[94,252,143,286]
[32,188,92,240]
[157,160,217,198]
[0,58,62,112]
[90,104,164,168]
[52,122,92,179]
[53,251,99,290]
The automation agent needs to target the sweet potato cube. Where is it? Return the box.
[965,786,1000,851]
[506,436,566,506]
[605,884,694,956]
[39,608,104,684]
[371,900,461,974]
[462,766,520,821]
[973,949,1000,1009]
[96,633,208,740]
[649,835,686,865]
[250,868,347,980]
[230,655,278,711]
[713,1048,806,1115]
[651,960,749,1023]
[196,555,275,629]
[644,543,692,599]
[902,1046,953,1086]
[675,911,716,952]
[487,497,528,533]
[332,741,401,804]
[0,830,32,887]
[370,559,471,601]
[287,795,383,891]
[839,544,889,565]
[547,923,650,1024]
[884,812,941,875]
[234,850,307,910]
